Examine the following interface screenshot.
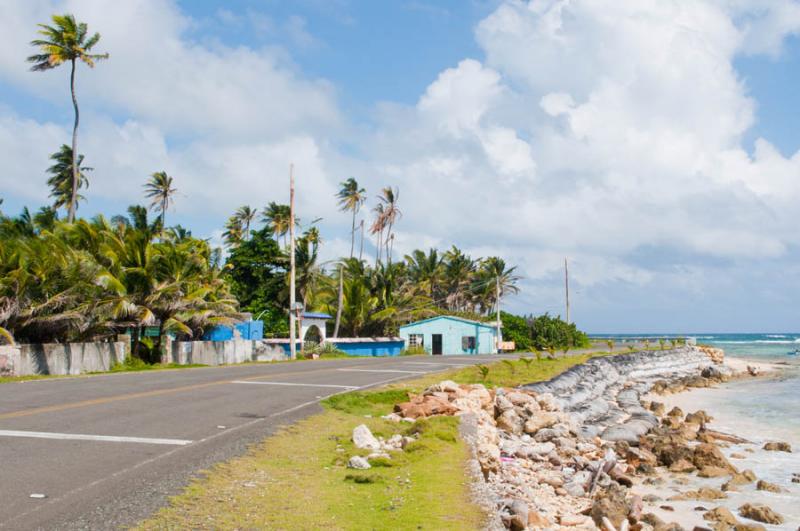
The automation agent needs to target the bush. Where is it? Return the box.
[527,313,590,350]
[400,345,427,356]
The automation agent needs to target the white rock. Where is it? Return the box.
[348,455,371,469]
[352,424,381,450]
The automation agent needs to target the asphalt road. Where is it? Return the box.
[0,354,515,530]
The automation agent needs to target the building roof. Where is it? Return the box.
[399,315,499,330]
[302,312,333,320]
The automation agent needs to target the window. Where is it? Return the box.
[462,336,476,350]
[408,334,424,347]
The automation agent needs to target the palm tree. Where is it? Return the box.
[28,14,108,223]
[222,216,243,247]
[477,257,520,316]
[261,202,292,247]
[144,171,177,228]
[370,203,386,266]
[336,178,366,258]
[405,248,443,298]
[46,145,91,214]
[443,246,475,311]
[233,206,256,241]
[378,187,401,264]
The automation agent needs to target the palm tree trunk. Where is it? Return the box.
[375,229,382,266]
[68,58,79,224]
[333,264,344,338]
[359,220,364,261]
[350,211,356,258]
[161,198,167,229]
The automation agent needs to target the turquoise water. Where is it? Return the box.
[593,332,800,360]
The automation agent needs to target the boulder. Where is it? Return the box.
[667,406,684,418]
[669,459,696,473]
[394,394,459,418]
[352,424,381,450]
[506,391,537,407]
[738,504,784,525]
[762,441,791,453]
[591,483,630,529]
[523,412,559,434]
[755,480,782,493]
[347,455,371,469]
[496,409,523,434]
[692,444,736,472]
[698,466,730,478]
[669,488,726,501]
[703,507,737,526]
[685,410,713,425]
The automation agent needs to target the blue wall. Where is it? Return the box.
[203,321,264,341]
[331,340,404,357]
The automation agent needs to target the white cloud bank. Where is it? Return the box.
[2,0,800,330]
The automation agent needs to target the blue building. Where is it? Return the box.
[203,320,264,341]
[399,316,498,355]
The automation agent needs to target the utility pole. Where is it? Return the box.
[358,219,365,262]
[333,263,344,338]
[564,257,570,325]
[495,276,503,353]
[289,164,297,360]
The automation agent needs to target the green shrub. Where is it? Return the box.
[400,345,427,356]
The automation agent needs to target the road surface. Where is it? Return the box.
[0,354,515,530]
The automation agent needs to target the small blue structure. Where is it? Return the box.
[329,338,404,357]
[203,320,264,341]
[399,316,498,355]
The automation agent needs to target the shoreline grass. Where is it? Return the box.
[137,352,616,530]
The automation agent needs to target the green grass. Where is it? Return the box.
[138,352,618,530]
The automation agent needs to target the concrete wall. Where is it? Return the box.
[163,339,288,366]
[2,342,129,376]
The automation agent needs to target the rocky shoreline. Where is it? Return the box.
[384,347,795,530]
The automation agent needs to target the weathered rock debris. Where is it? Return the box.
[388,346,791,530]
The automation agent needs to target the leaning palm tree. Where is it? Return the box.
[476,257,520,316]
[28,14,108,223]
[233,206,256,241]
[46,145,91,214]
[378,187,401,264]
[336,178,366,258]
[144,171,177,228]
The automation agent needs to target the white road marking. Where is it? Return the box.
[336,368,425,374]
[0,430,192,446]
[402,362,474,367]
[231,380,358,390]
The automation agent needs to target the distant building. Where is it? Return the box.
[399,316,498,355]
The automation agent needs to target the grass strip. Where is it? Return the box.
[138,352,613,530]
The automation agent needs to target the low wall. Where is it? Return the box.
[2,342,129,376]
[164,339,288,366]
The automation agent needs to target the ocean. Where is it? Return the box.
[596,333,799,525]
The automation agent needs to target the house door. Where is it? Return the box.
[432,334,443,355]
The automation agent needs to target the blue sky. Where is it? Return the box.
[2,1,800,333]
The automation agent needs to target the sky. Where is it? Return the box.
[2,0,800,334]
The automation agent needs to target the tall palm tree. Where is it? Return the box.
[476,257,520,315]
[144,171,177,228]
[46,145,91,214]
[233,206,256,241]
[443,246,476,311]
[222,216,243,247]
[405,248,443,299]
[261,202,292,247]
[378,187,401,264]
[336,178,366,258]
[28,14,108,223]
[370,203,386,266]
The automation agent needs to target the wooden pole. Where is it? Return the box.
[565,257,570,325]
[495,276,502,353]
[289,164,297,360]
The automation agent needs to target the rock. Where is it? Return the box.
[746,365,760,376]
[591,483,630,529]
[650,401,666,416]
[625,447,658,467]
[536,392,559,411]
[496,409,523,434]
[685,410,713,425]
[738,504,784,525]
[528,511,551,528]
[560,514,592,527]
[722,470,756,490]
[692,444,736,472]
[792,473,800,484]
[729,452,746,459]
[652,441,694,467]
[703,507,738,526]
[477,442,500,475]
[643,494,662,502]
[495,394,515,414]
[506,499,529,531]
[352,424,381,450]
[669,459,696,473]
[523,412,559,433]
[669,488,726,501]
[668,406,684,418]
[698,466,730,478]
[734,524,766,531]
[425,380,462,394]
[506,391,537,407]
[755,480,782,493]
[347,455,371,469]
[762,441,791,453]
[394,394,459,418]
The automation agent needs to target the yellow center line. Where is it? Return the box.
[0,362,385,421]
